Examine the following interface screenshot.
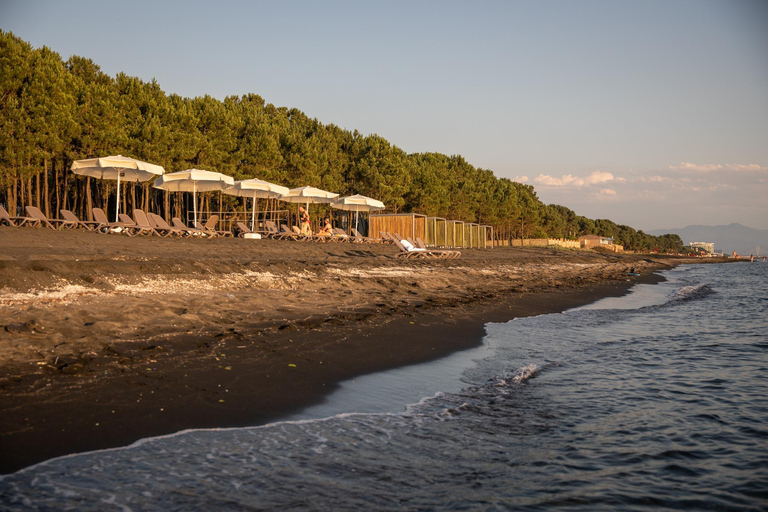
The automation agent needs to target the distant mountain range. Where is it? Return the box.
[647,223,768,256]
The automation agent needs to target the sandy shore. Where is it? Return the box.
[0,228,711,473]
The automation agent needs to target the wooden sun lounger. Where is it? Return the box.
[0,205,33,227]
[25,205,75,229]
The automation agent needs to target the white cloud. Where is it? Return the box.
[669,162,766,173]
[599,188,617,195]
[512,175,529,183]
[637,175,668,183]
[534,170,622,188]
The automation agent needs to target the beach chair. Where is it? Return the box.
[331,228,351,242]
[145,212,184,237]
[236,222,253,236]
[263,220,281,239]
[131,209,165,237]
[416,237,461,259]
[391,237,433,259]
[60,209,102,232]
[91,207,128,234]
[235,222,263,239]
[25,205,75,229]
[379,231,396,244]
[288,224,312,241]
[172,217,209,237]
[0,205,33,227]
[351,228,379,243]
[201,215,233,237]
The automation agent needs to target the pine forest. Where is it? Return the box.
[0,31,683,252]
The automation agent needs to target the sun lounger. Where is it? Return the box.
[416,237,461,259]
[25,205,75,229]
[236,222,263,239]
[59,209,103,232]
[331,228,351,242]
[263,221,281,239]
[172,217,208,237]
[91,207,128,234]
[351,228,379,243]
[286,224,310,241]
[146,212,184,237]
[0,205,33,227]
[131,209,165,237]
[201,215,233,237]
[379,231,396,244]
[390,234,461,259]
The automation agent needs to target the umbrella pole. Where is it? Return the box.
[115,172,121,223]
[193,182,198,228]
[251,191,256,232]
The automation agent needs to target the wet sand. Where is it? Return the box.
[0,228,703,473]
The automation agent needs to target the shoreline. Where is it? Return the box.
[0,229,703,473]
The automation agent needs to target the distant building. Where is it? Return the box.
[579,234,613,248]
[690,241,715,254]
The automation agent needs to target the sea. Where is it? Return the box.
[1,262,766,511]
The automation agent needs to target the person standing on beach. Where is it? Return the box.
[298,206,311,235]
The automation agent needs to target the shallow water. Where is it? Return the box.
[1,262,767,511]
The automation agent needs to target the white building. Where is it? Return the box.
[690,241,715,254]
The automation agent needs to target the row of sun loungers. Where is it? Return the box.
[1,206,461,258]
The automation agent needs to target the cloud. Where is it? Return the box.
[534,170,622,188]
[512,175,529,183]
[599,188,617,196]
[669,162,766,173]
[637,175,668,183]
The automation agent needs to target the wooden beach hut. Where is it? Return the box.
[447,220,464,248]
[426,217,447,247]
[369,213,427,241]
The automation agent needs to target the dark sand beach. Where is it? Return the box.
[0,228,710,473]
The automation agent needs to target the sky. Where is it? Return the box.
[2,0,767,231]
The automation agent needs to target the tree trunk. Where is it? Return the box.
[54,160,61,215]
[85,177,93,220]
[43,161,50,216]
[27,177,33,209]
[163,190,170,221]
[35,172,41,209]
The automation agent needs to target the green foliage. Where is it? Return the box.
[0,30,679,251]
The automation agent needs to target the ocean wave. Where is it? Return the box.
[668,284,715,303]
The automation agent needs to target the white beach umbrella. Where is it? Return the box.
[222,178,289,231]
[152,169,235,227]
[279,186,340,225]
[279,186,339,207]
[70,155,165,222]
[330,194,385,233]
